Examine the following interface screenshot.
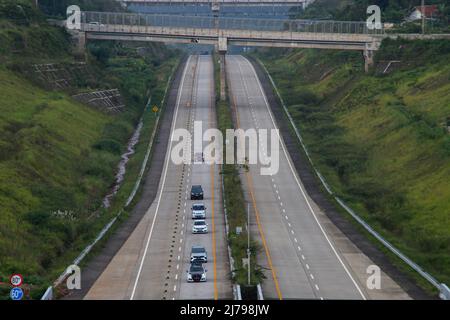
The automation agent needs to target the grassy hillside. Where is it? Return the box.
[255,39,450,291]
[0,1,179,299]
[299,0,450,32]
[0,65,111,272]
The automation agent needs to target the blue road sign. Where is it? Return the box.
[10,287,23,300]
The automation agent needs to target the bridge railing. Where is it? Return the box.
[81,11,384,35]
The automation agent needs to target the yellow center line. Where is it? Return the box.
[207,56,219,300]
[229,58,283,300]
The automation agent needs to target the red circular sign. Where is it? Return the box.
[10,274,23,287]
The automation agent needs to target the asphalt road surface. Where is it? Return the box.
[85,55,232,300]
[225,55,409,300]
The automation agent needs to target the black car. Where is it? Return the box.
[187,262,207,282]
[191,185,204,200]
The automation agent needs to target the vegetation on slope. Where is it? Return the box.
[298,0,450,32]
[0,0,179,299]
[255,38,450,292]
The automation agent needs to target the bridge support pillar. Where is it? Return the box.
[363,41,381,73]
[218,37,228,53]
[218,37,228,101]
[73,31,86,58]
[363,49,374,73]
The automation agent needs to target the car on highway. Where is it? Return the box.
[191,203,206,219]
[190,245,207,263]
[190,185,204,200]
[87,21,105,27]
[187,262,207,283]
[192,220,208,234]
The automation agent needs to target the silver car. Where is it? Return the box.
[190,246,207,263]
[192,220,208,234]
[192,203,206,219]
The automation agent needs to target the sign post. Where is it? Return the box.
[152,105,159,117]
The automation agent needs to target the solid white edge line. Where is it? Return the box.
[242,56,367,300]
[130,56,192,300]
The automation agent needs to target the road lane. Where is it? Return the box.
[226,55,366,299]
[177,54,230,300]
[85,55,231,300]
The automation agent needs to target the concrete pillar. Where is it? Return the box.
[363,49,374,73]
[218,37,227,53]
[217,36,228,100]
[219,53,226,101]
[363,40,381,73]
[75,31,86,54]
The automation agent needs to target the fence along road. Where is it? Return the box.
[84,55,232,300]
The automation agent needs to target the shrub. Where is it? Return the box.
[441,136,450,156]
[94,139,122,155]
[25,211,51,227]
[102,121,133,144]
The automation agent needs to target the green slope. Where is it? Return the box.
[0,1,180,298]
[0,66,111,273]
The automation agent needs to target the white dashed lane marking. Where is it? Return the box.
[244,71,325,300]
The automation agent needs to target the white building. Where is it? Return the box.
[407,5,439,21]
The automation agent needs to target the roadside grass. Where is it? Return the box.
[255,39,450,293]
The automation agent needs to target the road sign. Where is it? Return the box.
[10,287,23,300]
[152,105,159,113]
[10,274,23,287]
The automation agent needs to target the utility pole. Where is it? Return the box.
[422,0,425,34]
[247,203,251,286]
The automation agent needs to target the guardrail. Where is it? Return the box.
[257,58,450,300]
[41,63,177,300]
[257,284,264,300]
[81,11,384,34]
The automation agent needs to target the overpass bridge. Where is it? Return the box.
[71,11,450,71]
[73,11,384,70]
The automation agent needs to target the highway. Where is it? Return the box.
[225,55,409,300]
[85,55,232,300]
[83,54,408,301]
